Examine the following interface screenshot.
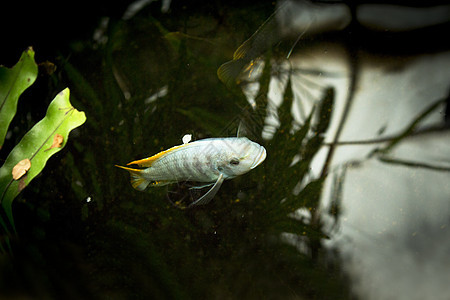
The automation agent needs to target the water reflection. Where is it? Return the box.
[237,1,450,299]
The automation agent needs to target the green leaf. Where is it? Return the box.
[0,47,38,148]
[0,88,86,227]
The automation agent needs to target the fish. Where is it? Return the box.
[116,137,267,207]
[217,0,351,87]
[217,1,301,87]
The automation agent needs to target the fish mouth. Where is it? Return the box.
[250,146,267,169]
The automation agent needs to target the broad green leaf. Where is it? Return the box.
[0,88,86,226]
[0,47,38,148]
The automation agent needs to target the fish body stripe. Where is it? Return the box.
[144,143,221,182]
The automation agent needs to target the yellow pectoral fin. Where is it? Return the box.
[150,180,175,187]
[127,144,187,167]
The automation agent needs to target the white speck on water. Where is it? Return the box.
[182,134,192,144]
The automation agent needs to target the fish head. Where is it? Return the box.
[216,137,267,178]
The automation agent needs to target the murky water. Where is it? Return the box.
[1,1,449,299]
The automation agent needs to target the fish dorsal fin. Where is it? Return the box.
[233,2,283,61]
[233,38,253,60]
[127,143,187,167]
[237,119,248,138]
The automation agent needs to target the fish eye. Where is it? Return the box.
[229,158,240,165]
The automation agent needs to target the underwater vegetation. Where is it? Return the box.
[0,48,86,253]
[0,3,351,298]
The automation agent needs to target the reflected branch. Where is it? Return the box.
[319,40,358,178]
[380,98,447,154]
[322,124,450,146]
[378,157,450,172]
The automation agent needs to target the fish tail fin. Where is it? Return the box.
[115,165,150,191]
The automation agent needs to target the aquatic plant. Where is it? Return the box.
[0,48,86,252]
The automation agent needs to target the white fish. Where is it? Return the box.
[116,137,267,207]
